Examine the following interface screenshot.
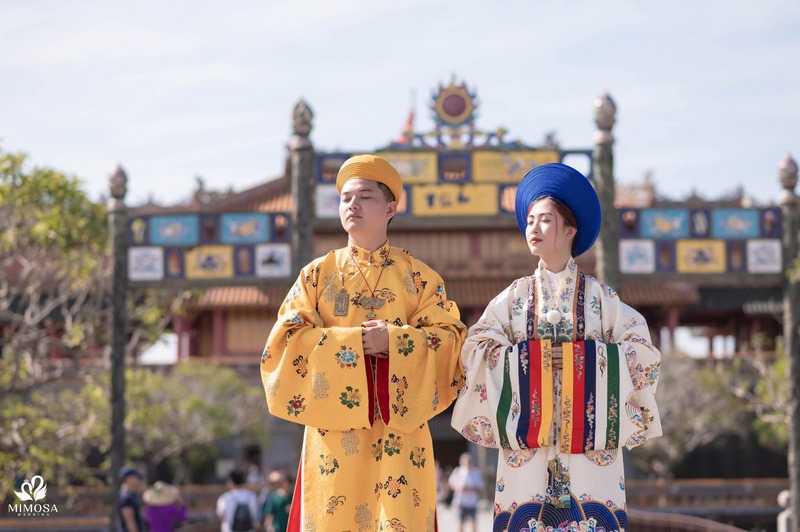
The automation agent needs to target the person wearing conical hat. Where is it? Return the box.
[143,481,186,532]
[451,163,662,531]
[261,154,466,531]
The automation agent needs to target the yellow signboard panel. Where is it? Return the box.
[186,246,234,279]
[411,184,498,216]
[380,152,438,184]
[676,240,726,273]
[472,150,560,183]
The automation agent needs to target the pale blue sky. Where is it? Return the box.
[1,0,799,207]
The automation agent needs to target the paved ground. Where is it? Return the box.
[437,502,494,531]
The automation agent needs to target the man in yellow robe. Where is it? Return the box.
[261,154,466,532]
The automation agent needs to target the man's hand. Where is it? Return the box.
[551,345,564,371]
[362,319,389,359]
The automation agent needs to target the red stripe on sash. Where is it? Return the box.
[377,357,391,424]
[287,459,303,532]
[365,356,375,427]
[570,341,586,454]
[527,340,543,448]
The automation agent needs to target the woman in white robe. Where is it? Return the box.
[451,163,662,532]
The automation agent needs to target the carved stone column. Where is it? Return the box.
[779,153,800,525]
[107,164,128,524]
[290,99,316,277]
[593,93,620,290]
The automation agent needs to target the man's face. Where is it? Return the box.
[338,178,397,237]
[123,475,143,492]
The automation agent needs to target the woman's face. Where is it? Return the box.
[525,198,576,265]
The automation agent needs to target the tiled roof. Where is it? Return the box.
[187,277,699,311]
[619,280,700,307]
[189,284,292,309]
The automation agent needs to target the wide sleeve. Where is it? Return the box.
[260,262,373,431]
[379,261,467,433]
[450,282,555,450]
[599,285,663,448]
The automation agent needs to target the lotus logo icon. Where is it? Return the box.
[15,475,47,502]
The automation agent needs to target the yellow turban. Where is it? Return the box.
[335,154,403,203]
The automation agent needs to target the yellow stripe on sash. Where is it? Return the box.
[539,339,554,447]
[560,342,574,453]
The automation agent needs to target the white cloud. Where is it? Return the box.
[116,63,250,90]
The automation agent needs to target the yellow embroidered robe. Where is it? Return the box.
[261,242,466,532]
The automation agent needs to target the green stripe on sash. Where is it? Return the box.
[606,343,620,448]
[497,346,513,449]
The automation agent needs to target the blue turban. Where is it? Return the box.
[514,163,601,257]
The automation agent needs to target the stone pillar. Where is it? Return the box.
[107,164,128,524]
[779,153,800,524]
[290,99,316,277]
[593,93,620,291]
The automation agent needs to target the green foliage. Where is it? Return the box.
[0,364,268,500]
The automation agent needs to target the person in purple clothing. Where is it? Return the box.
[143,481,187,532]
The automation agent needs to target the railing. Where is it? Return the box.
[0,478,788,531]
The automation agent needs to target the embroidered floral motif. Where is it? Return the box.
[375,288,396,305]
[391,375,409,416]
[287,313,304,325]
[409,447,427,468]
[412,271,428,293]
[434,283,445,300]
[607,393,619,448]
[437,300,454,312]
[393,317,404,326]
[380,475,408,498]
[425,332,442,351]
[590,295,601,315]
[451,374,466,391]
[292,354,308,378]
[396,334,415,356]
[584,392,596,452]
[379,518,406,531]
[335,345,359,369]
[312,371,329,399]
[319,454,339,475]
[412,488,421,507]
[325,495,346,514]
[341,430,359,455]
[284,283,300,304]
[378,246,395,267]
[485,345,502,370]
[561,396,573,453]
[383,433,404,457]
[511,295,524,317]
[354,503,373,531]
[339,386,362,409]
[416,315,432,327]
[432,389,439,411]
[474,383,488,403]
[305,266,320,287]
[261,346,269,364]
[371,439,383,461]
[287,394,306,417]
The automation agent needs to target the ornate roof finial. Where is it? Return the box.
[108,164,128,210]
[594,92,617,145]
[778,153,798,192]
[290,99,314,150]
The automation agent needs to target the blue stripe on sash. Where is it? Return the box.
[516,340,531,448]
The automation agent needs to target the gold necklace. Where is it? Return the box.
[350,250,388,319]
